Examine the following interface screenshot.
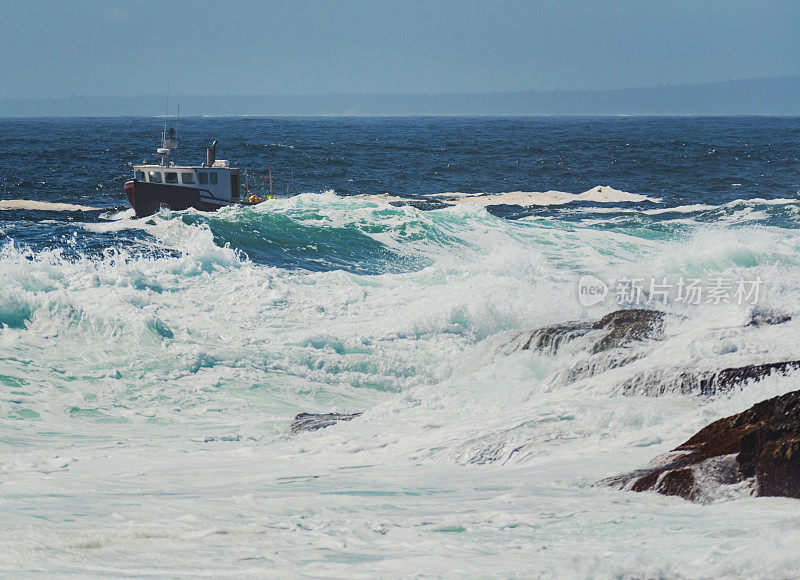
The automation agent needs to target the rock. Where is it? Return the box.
[747,308,792,327]
[290,412,362,434]
[620,360,800,397]
[490,309,669,387]
[516,321,594,354]
[388,199,450,211]
[603,389,800,502]
[553,349,650,386]
[500,308,793,394]
[501,309,666,358]
[588,309,666,353]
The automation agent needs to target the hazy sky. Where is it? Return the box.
[2,0,798,98]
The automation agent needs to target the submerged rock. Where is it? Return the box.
[553,349,651,386]
[603,389,800,502]
[290,412,362,434]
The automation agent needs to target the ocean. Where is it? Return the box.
[1,116,800,577]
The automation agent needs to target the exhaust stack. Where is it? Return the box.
[206,140,218,167]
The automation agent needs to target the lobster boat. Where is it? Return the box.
[124,128,268,218]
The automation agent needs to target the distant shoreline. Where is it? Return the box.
[2,114,799,120]
[2,77,798,117]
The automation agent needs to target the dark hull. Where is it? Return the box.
[124,180,240,218]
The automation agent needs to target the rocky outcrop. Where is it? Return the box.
[290,412,362,434]
[501,307,798,393]
[516,321,594,355]
[495,309,668,385]
[603,389,800,502]
[619,360,800,397]
[552,349,651,386]
[499,309,666,358]
[588,309,666,353]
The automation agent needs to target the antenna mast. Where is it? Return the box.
[163,83,169,142]
[157,84,178,166]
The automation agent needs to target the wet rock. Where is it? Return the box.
[290,412,362,434]
[502,308,793,394]
[510,321,593,355]
[620,360,800,397]
[603,389,800,502]
[588,309,666,353]
[388,199,450,211]
[502,309,666,357]
[553,349,650,386]
[747,308,792,327]
[492,309,669,387]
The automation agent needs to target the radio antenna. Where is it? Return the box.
[163,83,170,140]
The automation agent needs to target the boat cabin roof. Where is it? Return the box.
[133,162,237,171]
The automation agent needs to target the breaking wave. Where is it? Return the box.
[3,191,800,577]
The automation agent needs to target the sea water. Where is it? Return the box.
[1,116,800,577]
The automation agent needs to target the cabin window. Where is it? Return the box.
[209,172,218,185]
[149,171,162,183]
[198,172,208,185]
[135,171,145,181]
[165,172,178,184]
[181,173,195,184]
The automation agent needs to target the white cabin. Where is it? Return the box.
[133,162,243,202]
[132,132,245,203]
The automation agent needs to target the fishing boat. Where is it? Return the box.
[124,128,268,217]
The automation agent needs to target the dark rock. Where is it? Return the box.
[504,309,666,358]
[290,412,362,434]
[517,321,593,354]
[388,199,450,211]
[491,309,669,388]
[503,308,792,395]
[603,389,800,502]
[620,360,800,397]
[747,308,792,327]
[554,349,650,386]
[588,309,666,353]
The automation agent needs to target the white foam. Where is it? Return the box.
[2,198,800,576]
[552,198,796,217]
[731,197,798,206]
[431,185,660,207]
[0,199,98,211]
[354,193,420,203]
[643,203,716,214]
[352,186,659,208]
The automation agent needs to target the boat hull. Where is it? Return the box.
[124,180,239,217]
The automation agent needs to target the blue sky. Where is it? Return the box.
[2,0,798,98]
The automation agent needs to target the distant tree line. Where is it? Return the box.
[1,77,798,117]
